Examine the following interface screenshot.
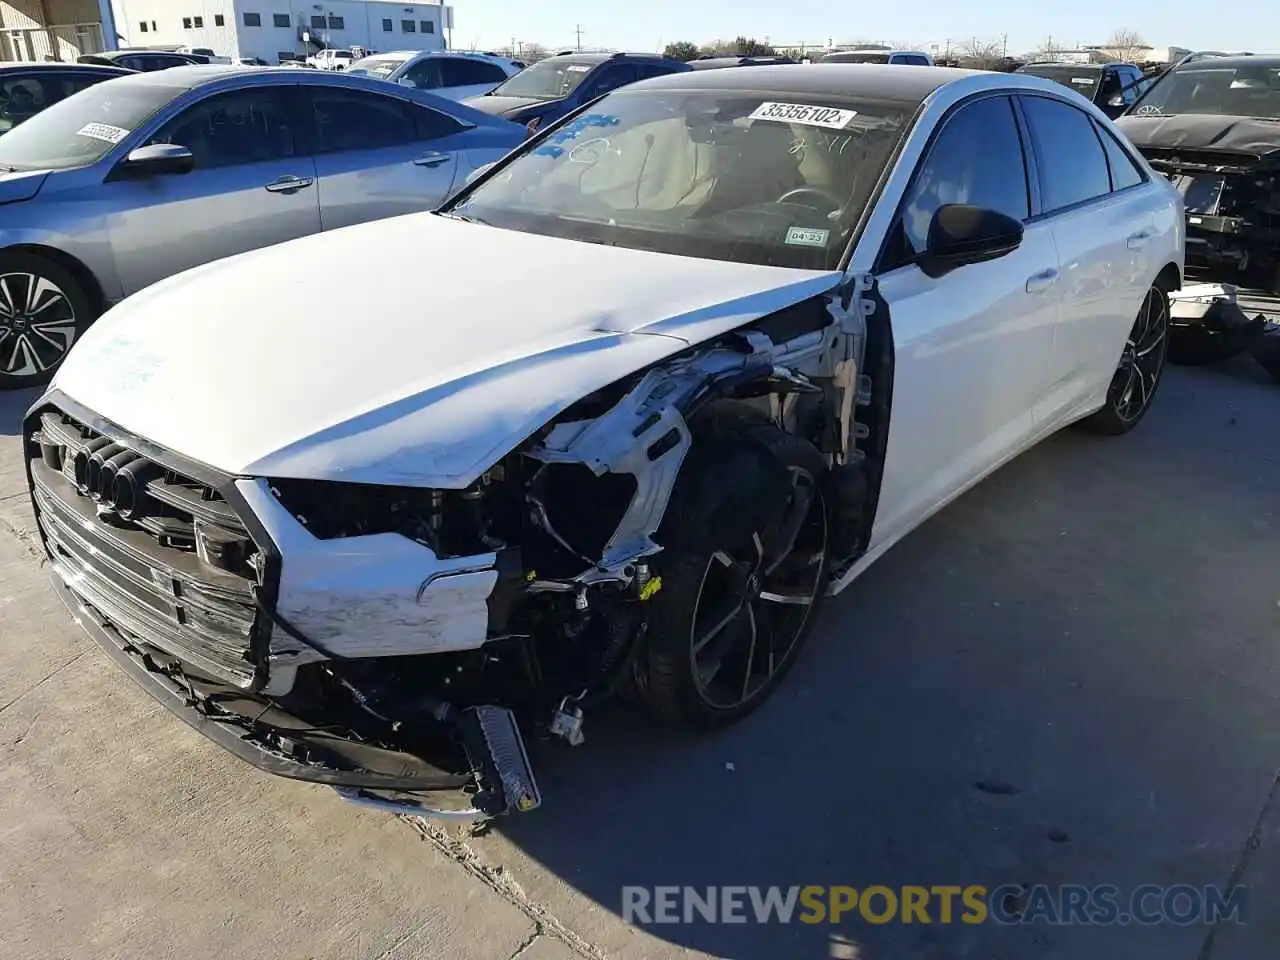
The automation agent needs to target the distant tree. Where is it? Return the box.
[1105,28,1147,61]
[663,40,701,61]
[959,37,1005,69]
[520,42,548,63]
[731,36,777,57]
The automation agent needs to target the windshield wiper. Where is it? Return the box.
[437,210,490,226]
[0,164,17,173]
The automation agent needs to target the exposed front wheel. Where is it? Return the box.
[1082,283,1170,436]
[0,252,96,391]
[637,408,830,730]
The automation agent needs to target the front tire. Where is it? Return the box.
[1082,282,1170,435]
[0,251,96,391]
[636,406,830,730]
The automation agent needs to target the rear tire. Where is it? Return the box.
[1082,282,1170,436]
[0,251,96,391]
[636,404,830,730]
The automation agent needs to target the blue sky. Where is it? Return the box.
[447,0,1276,56]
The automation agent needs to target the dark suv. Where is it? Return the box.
[1015,61,1148,118]
[463,51,691,131]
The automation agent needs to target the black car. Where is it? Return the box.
[0,62,133,134]
[77,49,200,72]
[463,51,691,131]
[1115,54,1280,376]
[1015,61,1148,118]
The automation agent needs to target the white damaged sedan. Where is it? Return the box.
[24,65,1183,820]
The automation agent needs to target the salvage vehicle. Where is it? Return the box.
[0,63,132,135]
[820,50,934,66]
[345,50,520,101]
[0,66,526,388]
[463,51,691,132]
[24,65,1182,821]
[1116,54,1280,370]
[1014,61,1147,118]
[78,49,202,72]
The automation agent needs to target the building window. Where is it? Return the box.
[273,13,290,28]
[214,14,224,26]
[310,15,325,28]
[381,18,392,31]
[139,21,148,32]
[401,20,416,32]
[193,16,203,27]
[151,20,157,30]
[182,17,192,28]
[243,12,261,26]
[327,15,344,29]
[421,20,434,34]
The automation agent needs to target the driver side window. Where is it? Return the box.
[884,96,1029,269]
[149,87,300,169]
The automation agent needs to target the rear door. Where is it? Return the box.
[105,83,321,295]
[870,94,1060,545]
[306,85,471,228]
[1015,93,1157,422]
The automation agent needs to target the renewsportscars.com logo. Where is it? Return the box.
[621,884,1248,926]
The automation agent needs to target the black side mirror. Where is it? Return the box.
[113,142,195,179]
[919,203,1024,278]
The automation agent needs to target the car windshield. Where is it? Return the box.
[0,79,177,171]
[1018,65,1101,98]
[487,59,596,100]
[1131,63,1280,118]
[348,56,408,78]
[447,88,912,271]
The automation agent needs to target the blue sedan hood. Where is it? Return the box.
[0,169,48,205]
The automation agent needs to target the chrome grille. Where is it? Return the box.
[28,409,262,687]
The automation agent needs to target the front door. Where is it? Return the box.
[307,86,465,229]
[870,94,1060,548]
[105,84,321,296]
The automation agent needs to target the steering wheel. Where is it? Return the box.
[776,186,844,214]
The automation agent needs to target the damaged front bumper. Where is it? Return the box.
[25,391,543,821]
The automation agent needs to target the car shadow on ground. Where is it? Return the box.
[472,362,1280,959]
[0,386,38,435]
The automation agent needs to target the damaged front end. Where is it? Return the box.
[1146,145,1280,289]
[24,276,888,820]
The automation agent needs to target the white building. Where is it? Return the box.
[109,0,453,63]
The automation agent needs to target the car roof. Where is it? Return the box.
[687,56,796,69]
[0,62,128,75]
[1173,54,1280,69]
[634,62,971,104]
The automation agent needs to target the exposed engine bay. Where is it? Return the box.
[25,275,892,821]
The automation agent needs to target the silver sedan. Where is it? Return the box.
[0,65,527,388]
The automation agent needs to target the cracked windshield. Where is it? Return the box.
[449,89,909,269]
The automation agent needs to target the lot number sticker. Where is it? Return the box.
[785,226,830,247]
[749,101,857,129]
[77,122,131,144]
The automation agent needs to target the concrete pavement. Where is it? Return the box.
[2,357,1278,959]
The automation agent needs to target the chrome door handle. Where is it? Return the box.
[413,152,452,168]
[264,175,314,194]
[1126,230,1152,250]
[1025,267,1059,294]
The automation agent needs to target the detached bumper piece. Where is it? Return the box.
[1249,321,1280,381]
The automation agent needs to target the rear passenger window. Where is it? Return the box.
[892,96,1029,262]
[440,58,507,86]
[1095,122,1146,190]
[1019,95,1112,212]
[311,88,417,152]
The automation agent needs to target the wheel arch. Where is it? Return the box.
[4,243,109,315]
[1154,261,1181,294]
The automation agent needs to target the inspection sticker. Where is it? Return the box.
[749,101,857,129]
[77,122,131,144]
[785,226,830,247]
[566,64,592,72]
[1071,77,1094,86]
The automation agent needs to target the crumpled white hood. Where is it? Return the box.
[53,212,838,487]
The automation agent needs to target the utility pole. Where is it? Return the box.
[575,24,583,51]
[1002,33,1007,57]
